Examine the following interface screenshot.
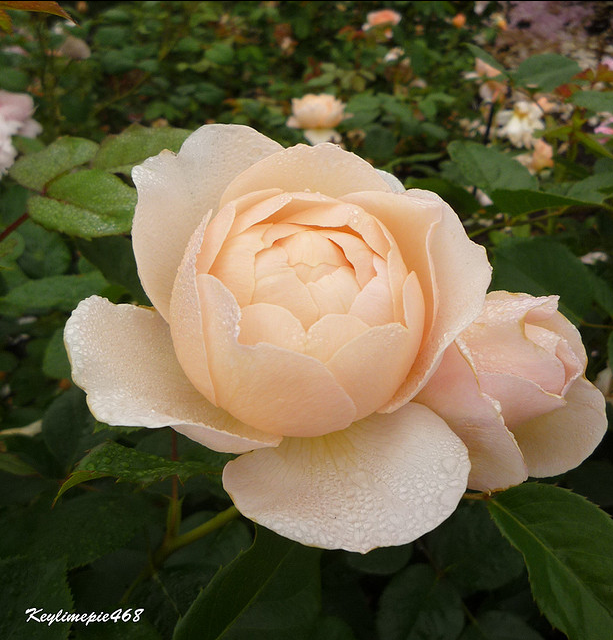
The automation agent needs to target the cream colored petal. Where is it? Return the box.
[376,169,406,193]
[170,216,216,404]
[64,295,280,454]
[415,342,528,492]
[403,272,426,337]
[349,256,394,326]
[219,143,391,208]
[306,266,361,317]
[319,230,375,288]
[356,189,491,408]
[327,323,418,419]
[223,402,470,553]
[238,303,306,352]
[132,124,282,319]
[478,371,566,429]
[305,314,370,362]
[512,376,608,478]
[303,128,341,145]
[198,274,357,437]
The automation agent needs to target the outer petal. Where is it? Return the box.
[345,189,491,408]
[131,124,282,319]
[415,342,528,492]
[198,274,357,437]
[64,296,281,453]
[223,402,470,553]
[512,376,608,478]
[219,143,392,208]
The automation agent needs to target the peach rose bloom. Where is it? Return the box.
[286,94,346,145]
[515,139,554,174]
[362,9,401,37]
[64,124,493,552]
[474,59,507,103]
[451,13,467,28]
[416,292,607,492]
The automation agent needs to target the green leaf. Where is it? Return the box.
[566,172,613,203]
[0,232,24,268]
[490,188,604,216]
[491,237,594,324]
[574,131,613,160]
[0,451,39,475]
[42,387,107,472]
[570,90,613,114]
[42,327,71,379]
[9,137,99,192]
[0,492,159,569]
[28,170,137,238]
[514,54,581,92]
[458,611,544,640]
[488,483,613,640]
[16,219,71,277]
[0,271,107,315]
[0,557,72,640]
[56,440,223,499]
[376,564,464,640]
[92,124,191,174]
[428,501,525,594]
[173,526,322,640]
[448,141,537,194]
[406,177,481,215]
[311,616,357,640]
[464,43,507,73]
[76,236,149,305]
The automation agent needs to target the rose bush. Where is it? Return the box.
[416,291,607,492]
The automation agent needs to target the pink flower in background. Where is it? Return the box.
[416,291,607,492]
[0,90,42,175]
[515,139,554,173]
[362,9,401,37]
[595,116,613,141]
[601,57,613,71]
[286,94,348,145]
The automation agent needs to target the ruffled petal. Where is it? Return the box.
[64,296,281,453]
[415,342,528,492]
[219,143,392,208]
[512,376,608,478]
[198,274,357,437]
[132,124,282,319]
[223,402,470,553]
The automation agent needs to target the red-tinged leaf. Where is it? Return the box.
[0,1,75,24]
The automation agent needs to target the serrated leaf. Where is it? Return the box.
[0,271,107,315]
[28,170,136,238]
[491,237,594,324]
[173,526,322,640]
[0,1,74,23]
[0,557,72,640]
[574,131,613,160]
[92,124,191,174]
[428,501,524,594]
[0,231,24,268]
[9,137,99,191]
[488,483,613,640]
[17,219,71,277]
[490,189,603,216]
[570,90,613,114]
[448,141,537,194]
[514,54,581,92]
[56,440,223,499]
[76,236,149,305]
[376,564,464,640]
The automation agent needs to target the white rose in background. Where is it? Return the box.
[496,100,544,147]
[0,90,42,175]
[64,124,492,552]
[416,292,607,492]
[286,94,348,145]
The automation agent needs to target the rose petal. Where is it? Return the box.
[64,295,280,453]
[198,274,357,437]
[349,255,394,326]
[512,376,608,478]
[327,323,418,419]
[132,124,282,319]
[376,169,406,193]
[415,342,528,491]
[223,402,470,553]
[219,143,392,208]
[238,303,306,352]
[305,314,370,362]
[346,189,491,408]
